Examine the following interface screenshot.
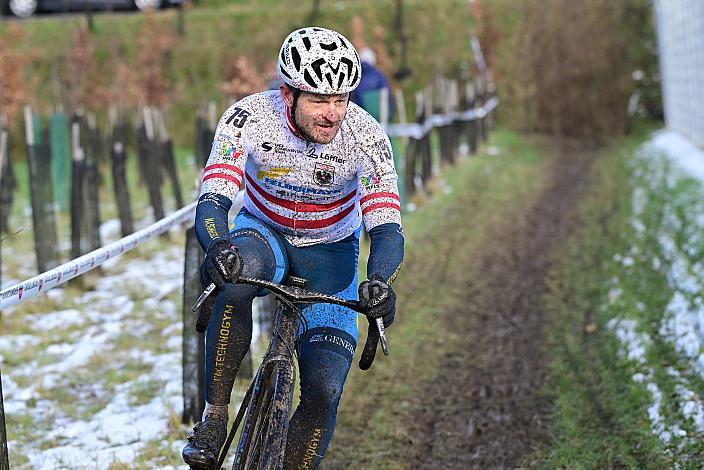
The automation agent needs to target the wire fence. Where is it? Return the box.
[653,0,704,147]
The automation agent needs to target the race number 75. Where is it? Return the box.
[226,107,251,128]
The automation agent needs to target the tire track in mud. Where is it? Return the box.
[406,142,596,468]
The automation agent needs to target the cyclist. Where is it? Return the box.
[183,26,404,469]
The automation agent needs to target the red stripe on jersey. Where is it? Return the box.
[245,173,356,212]
[359,192,400,205]
[203,172,242,187]
[204,163,244,177]
[361,202,401,216]
[248,191,357,229]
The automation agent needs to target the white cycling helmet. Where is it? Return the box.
[277,27,361,95]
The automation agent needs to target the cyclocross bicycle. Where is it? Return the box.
[191,275,388,470]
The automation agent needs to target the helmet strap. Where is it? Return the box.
[286,85,315,142]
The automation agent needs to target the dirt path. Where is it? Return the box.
[405,142,595,468]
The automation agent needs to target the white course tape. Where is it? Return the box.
[385,97,498,139]
[1,201,198,310]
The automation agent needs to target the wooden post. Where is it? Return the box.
[183,226,205,424]
[420,88,433,186]
[70,114,86,259]
[25,107,59,273]
[138,108,165,222]
[475,77,487,143]
[403,91,425,197]
[110,120,134,237]
[466,81,478,154]
[156,109,184,208]
[177,0,186,37]
[0,122,14,235]
[0,371,9,470]
[84,114,102,251]
[0,124,6,290]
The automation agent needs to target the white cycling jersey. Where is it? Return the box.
[200,90,402,247]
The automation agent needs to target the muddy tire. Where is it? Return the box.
[231,360,294,469]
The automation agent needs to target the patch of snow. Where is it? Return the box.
[35,309,85,331]
[649,131,704,183]
[0,334,40,351]
[99,219,123,242]
[487,146,500,156]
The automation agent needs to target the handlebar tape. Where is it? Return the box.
[359,317,380,370]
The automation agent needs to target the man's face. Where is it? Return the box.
[281,86,349,144]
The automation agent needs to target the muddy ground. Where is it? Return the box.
[326,140,597,469]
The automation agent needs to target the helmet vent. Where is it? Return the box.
[351,67,359,86]
[325,73,333,87]
[340,57,353,73]
[304,70,318,89]
[302,36,312,50]
[320,42,338,51]
[279,65,292,80]
[292,47,302,71]
[311,58,325,80]
[337,72,346,89]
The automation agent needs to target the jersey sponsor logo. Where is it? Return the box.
[360,174,381,190]
[263,177,342,195]
[261,141,303,155]
[220,142,241,159]
[313,163,335,186]
[225,107,251,128]
[306,146,345,163]
[256,167,294,180]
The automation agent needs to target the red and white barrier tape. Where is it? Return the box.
[0,202,197,310]
[385,97,498,139]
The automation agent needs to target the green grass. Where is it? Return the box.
[536,131,704,467]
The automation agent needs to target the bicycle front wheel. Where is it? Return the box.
[232,359,295,470]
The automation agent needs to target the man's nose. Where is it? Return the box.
[322,104,340,121]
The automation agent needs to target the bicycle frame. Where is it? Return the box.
[193,275,384,469]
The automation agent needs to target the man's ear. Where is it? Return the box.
[280,85,294,107]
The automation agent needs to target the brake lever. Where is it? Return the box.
[192,282,216,312]
[375,317,389,356]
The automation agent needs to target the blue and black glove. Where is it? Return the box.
[358,273,396,328]
[200,238,242,290]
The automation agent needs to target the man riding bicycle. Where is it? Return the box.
[183,26,404,469]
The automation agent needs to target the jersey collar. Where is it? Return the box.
[285,105,306,141]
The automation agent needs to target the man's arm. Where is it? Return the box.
[358,133,404,283]
[195,104,250,252]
